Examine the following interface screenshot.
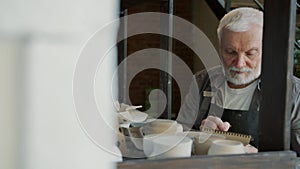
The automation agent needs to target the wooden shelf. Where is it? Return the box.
[118,151,296,169]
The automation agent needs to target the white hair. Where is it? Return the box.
[217,7,263,41]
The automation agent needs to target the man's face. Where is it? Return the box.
[220,25,263,87]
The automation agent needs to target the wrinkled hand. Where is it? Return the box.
[244,144,258,153]
[200,116,257,154]
[200,115,231,131]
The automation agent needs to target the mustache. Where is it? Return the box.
[228,66,253,73]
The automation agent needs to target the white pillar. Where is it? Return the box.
[0,0,121,169]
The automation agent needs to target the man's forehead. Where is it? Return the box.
[221,37,262,52]
[221,29,262,44]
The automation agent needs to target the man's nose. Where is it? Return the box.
[236,55,246,68]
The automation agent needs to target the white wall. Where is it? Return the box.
[0,0,121,169]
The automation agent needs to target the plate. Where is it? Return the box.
[119,110,148,123]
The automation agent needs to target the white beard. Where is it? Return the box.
[225,66,261,85]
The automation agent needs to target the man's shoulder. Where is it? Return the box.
[291,75,300,94]
[292,75,300,83]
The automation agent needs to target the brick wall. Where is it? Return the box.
[119,0,206,118]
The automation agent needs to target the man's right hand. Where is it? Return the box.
[200,115,231,131]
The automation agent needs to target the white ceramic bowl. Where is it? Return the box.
[151,135,192,159]
[207,140,245,155]
[194,132,226,155]
[141,119,178,135]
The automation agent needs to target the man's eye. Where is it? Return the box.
[226,50,237,55]
[246,50,258,57]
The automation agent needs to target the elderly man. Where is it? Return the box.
[177,7,300,154]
